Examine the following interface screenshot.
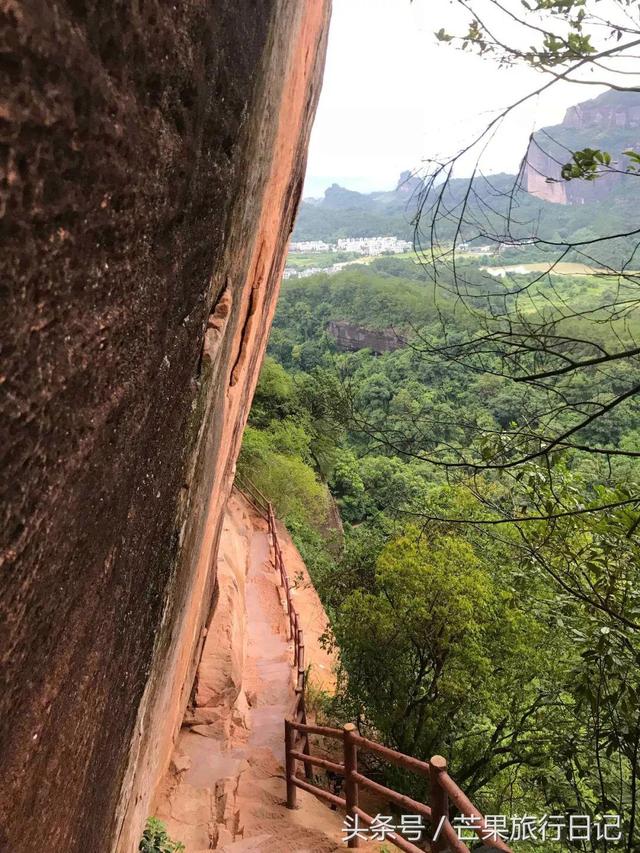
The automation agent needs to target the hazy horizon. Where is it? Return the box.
[303,0,612,199]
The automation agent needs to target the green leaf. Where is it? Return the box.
[435,28,453,43]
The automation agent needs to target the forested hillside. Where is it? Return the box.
[295,170,637,268]
[294,176,419,241]
[239,256,640,850]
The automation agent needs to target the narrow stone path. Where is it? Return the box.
[223,521,345,852]
[243,526,292,759]
[155,494,375,852]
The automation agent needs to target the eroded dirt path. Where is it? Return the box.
[154,493,363,852]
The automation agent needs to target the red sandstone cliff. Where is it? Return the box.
[0,3,331,851]
[524,90,640,205]
[326,320,405,354]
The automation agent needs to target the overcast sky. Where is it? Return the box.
[303,0,608,198]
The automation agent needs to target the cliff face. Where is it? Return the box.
[524,144,570,205]
[327,320,404,354]
[0,3,330,851]
[564,94,640,131]
[524,90,640,205]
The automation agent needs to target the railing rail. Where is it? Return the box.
[235,469,270,518]
[286,719,511,852]
[234,474,511,853]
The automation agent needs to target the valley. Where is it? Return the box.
[236,81,640,841]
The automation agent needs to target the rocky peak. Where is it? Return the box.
[524,89,640,205]
[564,90,640,131]
[395,169,424,196]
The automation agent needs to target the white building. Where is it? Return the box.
[458,243,495,255]
[283,266,326,279]
[336,236,412,255]
[289,240,332,253]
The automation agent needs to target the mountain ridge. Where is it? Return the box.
[294,88,640,246]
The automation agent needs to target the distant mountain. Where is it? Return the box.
[293,90,640,254]
[293,171,424,241]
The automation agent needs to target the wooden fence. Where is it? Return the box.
[285,719,512,852]
[234,473,512,853]
[235,470,270,519]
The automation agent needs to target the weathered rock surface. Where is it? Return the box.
[0,2,330,851]
[327,319,404,354]
[185,494,252,740]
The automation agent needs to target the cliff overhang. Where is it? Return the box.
[0,3,331,851]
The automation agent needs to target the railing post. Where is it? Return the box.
[297,629,304,671]
[285,719,297,809]
[430,755,450,852]
[289,603,296,649]
[343,723,359,848]
[282,558,290,622]
[302,741,313,780]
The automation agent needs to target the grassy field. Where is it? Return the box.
[285,251,358,270]
[482,261,610,276]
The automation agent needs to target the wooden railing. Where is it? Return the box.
[267,502,307,709]
[235,470,270,519]
[234,474,511,853]
[285,721,512,852]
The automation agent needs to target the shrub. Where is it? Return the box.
[238,428,328,528]
[139,818,184,853]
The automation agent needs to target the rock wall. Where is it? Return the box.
[186,493,252,745]
[327,319,404,354]
[524,143,569,205]
[0,2,331,851]
[524,90,640,205]
[154,493,254,850]
[564,95,640,131]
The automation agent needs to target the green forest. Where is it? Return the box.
[239,256,640,851]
